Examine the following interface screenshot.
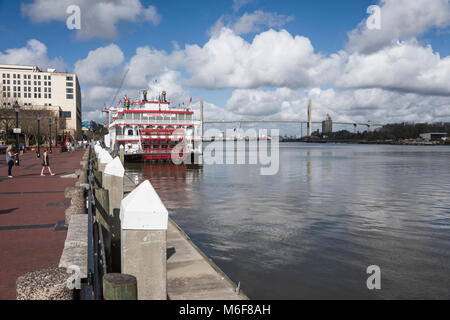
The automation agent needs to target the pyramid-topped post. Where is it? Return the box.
[103,157,124,216]
[94,145,102,155]
[98,150,113,172]
[120,180,168,300]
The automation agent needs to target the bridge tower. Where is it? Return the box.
[307,99,312,136]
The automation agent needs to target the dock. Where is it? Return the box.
[124,174,247,300]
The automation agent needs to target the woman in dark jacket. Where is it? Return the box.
[40,149,55,176]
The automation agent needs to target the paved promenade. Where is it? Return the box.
[0,149,84,300]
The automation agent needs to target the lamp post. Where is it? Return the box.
[13,101,20,166]
[37,113,41,158]
[49,118,52,153]
[55,117,58,148]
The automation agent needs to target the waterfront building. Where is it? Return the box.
[419,133,448,142]
[0,64,82,139]
[322,114,333,134]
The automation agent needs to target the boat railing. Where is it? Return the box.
[113,119,196,126]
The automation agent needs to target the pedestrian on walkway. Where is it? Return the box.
[41,148,55,176]
[6,145,15,178]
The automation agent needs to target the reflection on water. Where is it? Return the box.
[126,143,450,300]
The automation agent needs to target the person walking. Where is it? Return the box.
[41,149,55,176]
[6,146,15,178]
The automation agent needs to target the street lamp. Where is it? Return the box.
[37,113,41,158]
[49,118,52,153]
[55,117,58,148]
[13,101,20,166]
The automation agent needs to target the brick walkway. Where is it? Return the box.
[0,149,84,300]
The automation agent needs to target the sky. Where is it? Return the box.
[0,0,449,134]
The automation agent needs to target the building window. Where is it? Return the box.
[66,76,73,81]
[13,74,16,79]
[48,82,51,86]
[38,81,41,86]
[66,88,73,93]
[18,93,21,98]
[48,76,51,80]
[2,74,4,78]
[38,93,41,98]
[44,75,47,80]
[7,74,10,78]
[44,93,47,98]
[66,82,73,87]
[34,75,36,79]
[38,75,41,80]
[49,94,52,99]
[17,74,20,79]
[61,111,72,118]
[66,94,73,99]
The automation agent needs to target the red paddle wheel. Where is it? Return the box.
[139,128,186,160]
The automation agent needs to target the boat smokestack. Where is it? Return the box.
[143,90,147,102]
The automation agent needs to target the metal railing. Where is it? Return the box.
[83,143,107,300]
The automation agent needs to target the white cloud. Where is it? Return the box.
[225,87,450,125]
[347,0,450,54]
[210,11,294,36]
[21,0,161,40]
[337,41,450,96]
[184,28,321,89]
[233,0,251,12]
[0,39,66,71]
[124,46,184,89]
[74,44,124,86]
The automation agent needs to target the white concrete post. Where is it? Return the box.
[94,145,102,156]
[119,145,125,165]
[103,157,124,216]
[98,150,113,172]
[120,180,168,300]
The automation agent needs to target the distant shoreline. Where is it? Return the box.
[280,140,449,146]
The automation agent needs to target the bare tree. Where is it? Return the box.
[0,84,16,142]
[0,84,66,147]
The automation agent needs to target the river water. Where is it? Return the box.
[125,143,450,300]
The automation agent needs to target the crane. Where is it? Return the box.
[102,68,130,126]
